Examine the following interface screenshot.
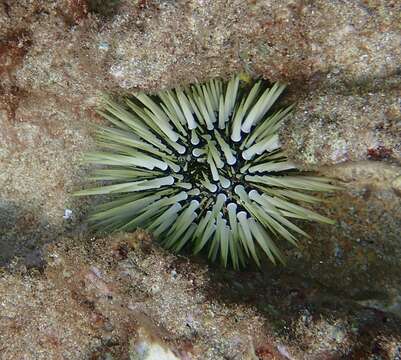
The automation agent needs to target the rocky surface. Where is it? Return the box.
[1,233,400,359]
[282,91,401,167]
[0,234,272,359]
[0,0,400,358]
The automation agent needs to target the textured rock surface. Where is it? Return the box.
[282,91,401,167]
[0,0,400,358]
[0,234,271,359]
[1,233,400,359]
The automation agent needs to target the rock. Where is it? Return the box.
[281,91,401,167]
[392,175,401,197]
[0,232,399,359]
[129,327,180,360]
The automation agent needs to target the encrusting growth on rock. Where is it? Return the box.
[75,75,339,268]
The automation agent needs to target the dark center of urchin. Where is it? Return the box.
[175,128,246,212]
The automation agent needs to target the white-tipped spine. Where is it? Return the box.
[220,176,231,189]
[177,89,197,130]
[191,129,200,145]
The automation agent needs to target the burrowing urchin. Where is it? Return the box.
[75,75,338,269]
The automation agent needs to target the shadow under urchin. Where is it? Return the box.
[75,75,338,269]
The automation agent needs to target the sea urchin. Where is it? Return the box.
[75,75,338,269]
